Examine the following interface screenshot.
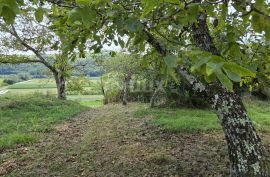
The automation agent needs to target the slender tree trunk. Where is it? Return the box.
[122,74,131,105]
[53,72,66,100]
[150,76,161,108]
[100,76,108,104]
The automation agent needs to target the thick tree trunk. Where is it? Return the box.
[54,72,66,100]
[191,13,269,176]
[212,92,268,176]
[143,12,269,176]
[122,74,131,105]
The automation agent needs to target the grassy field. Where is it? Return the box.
[0,77,102,95]
[3,103,270,177]
[0,94,88,149]
[134,98,270,133]
[7,79,56,89]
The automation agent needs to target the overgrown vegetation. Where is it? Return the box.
[0,93,88,149]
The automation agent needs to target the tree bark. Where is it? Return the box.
[100,76,108,104]
[122,74,131,105]
[143,13,269,175]
[53,72,66,100]
[191,13,269,176]
[150,75,161,108]
[212,91,268,177]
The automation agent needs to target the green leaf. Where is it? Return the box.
[223,68,241,82]
[76,0,91,5]
[118,37,125,48]
[215,69,233,91]
[67,8,81,23]
[0,0,20,24]
[265,19,270,40]
[223,63,256,77]
[191,56,211,72]
[206,62,224,76]
[251,13,265,33]
[204,73,216,83]
[141,0,160,16]
[35,7,44,22]
[164,55,178,68]
[255,0,265,9]
[125,18,143,32]
[79,6,95,28]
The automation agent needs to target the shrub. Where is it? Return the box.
[18,73,31,81]
[3,76,20,85]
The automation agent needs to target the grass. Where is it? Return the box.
[3,77,102,96]
[80,100,103,108]
[0,93,88,149]
[2,103,270,176]
[8,79,56,89]
[134,98,270,133]
[67,95,104,108]
[0,78,4,87]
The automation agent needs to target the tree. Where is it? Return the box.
[0,3,77,100]
[55,1,270,175]
[99,53,141,105]
[2,0,270,176]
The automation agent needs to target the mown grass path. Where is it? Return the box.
[1,104,270,177]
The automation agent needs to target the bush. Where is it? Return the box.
[18,73,31,81]
[3,76,20,85]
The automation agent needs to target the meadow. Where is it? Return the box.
[1,77,270,177]
[0,77,104,104]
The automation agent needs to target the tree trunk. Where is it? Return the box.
[150,76,161,108]
[212,91,268,176]
[122,74,131,105]
[191,13,269,176]
[54,72,66,100]
[100,76,108,104]
[143,13,269,176]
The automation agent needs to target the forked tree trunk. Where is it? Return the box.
[122,74,131,105]
[54,72,66,100]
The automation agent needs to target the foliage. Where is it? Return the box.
[3,75,24,85]
[67,76,88,94]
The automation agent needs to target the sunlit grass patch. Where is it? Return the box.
[80,100,103,108]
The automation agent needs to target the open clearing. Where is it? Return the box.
[1,103,270,177]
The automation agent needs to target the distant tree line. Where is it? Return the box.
[0,59,102,78]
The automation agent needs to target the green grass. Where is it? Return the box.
[0,93,88,149]
[4,77,102,96]
[80,100,103,108]
[0,78,4,87]
[134,99,270,133]
[8,79,56,89]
